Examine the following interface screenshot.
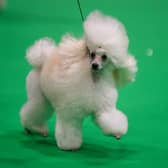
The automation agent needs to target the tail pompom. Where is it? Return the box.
[26,38,56,68]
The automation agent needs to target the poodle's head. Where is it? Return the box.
[84,11,129,72]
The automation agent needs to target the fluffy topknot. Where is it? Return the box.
[84,11,129,66]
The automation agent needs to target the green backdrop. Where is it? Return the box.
[0,0,168,167]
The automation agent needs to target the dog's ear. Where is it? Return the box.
[112,69,123,87]
[113,68,131,87]
[112,56,137,87]
[112,68,131,87]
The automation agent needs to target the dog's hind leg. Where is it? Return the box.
[20,70,53,136]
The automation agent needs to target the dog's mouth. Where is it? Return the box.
[91,70,100,82]
[91,63,103,82]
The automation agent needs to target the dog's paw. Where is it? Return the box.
[57,138,82,151]
[97,111,128,138]
[24,124,48,137]
[24,128,32,135]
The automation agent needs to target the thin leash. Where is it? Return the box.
[77,0,85,22]
[76,0,91,55]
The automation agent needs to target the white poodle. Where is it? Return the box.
[20,11,137,150]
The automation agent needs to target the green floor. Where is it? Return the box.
[0,0,168,167]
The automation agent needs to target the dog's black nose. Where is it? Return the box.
[92,63,99,70]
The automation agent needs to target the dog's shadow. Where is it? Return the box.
[20,132,138,162]
[1,131,168,167]
[0,130,138,166]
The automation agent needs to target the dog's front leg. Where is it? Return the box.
[55,114,83,150]
[94,108,128,139]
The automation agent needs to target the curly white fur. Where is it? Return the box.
[84,11,129,66]
[20,11,137,150]
[26,38,55,68]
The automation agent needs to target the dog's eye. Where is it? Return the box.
[90,52,95,59]
[102,54,107,61]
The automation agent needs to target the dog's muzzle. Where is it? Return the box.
[91,55,102,71]
[92,63,99,71]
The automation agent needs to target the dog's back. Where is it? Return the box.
[40,35,95,111]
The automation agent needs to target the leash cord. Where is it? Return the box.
[77,0,85,22]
